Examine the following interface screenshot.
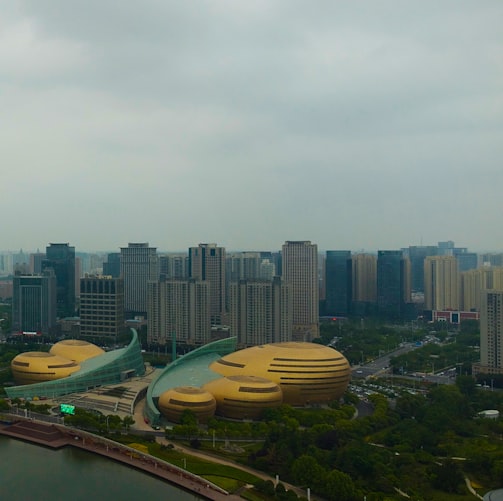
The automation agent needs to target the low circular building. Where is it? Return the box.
[11,352,81,385]
[158,386,216,423]
[203,375,282,419]
[49,339,105,363]
[210,342,351,405]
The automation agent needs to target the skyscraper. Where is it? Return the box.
[42,243,76,318]
[229,277,292,347]
[147,279,210,345]
[325,251,352,317]
[188,243,226,325]
[12,270,57,335]
[103,253,121,278]
[461,267,503,312]
[377,250,410,319]
[282,241,319,341]
[474,290,503,376]
[424,256,459,311]
[407,246,438,293]
[352,254,377,303]
[79,275,125,341]
[120,243,159,316]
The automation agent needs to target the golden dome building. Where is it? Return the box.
[6,329,146,399]
[203,376,282,419]
[210,342,351,405]
[11,352,80,385]
[158,386,216,423]
[144,337,351,426]
[49,340,105,363]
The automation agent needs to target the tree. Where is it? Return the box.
[431,459,464,493]
[291,455,325,488]
[322,469,359,501]
[123,415,135,432]
[456,374,477,396]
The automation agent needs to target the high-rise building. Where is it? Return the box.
[377,250,410,319]
[30,252,46,275]
[226,252,261,283]
[12,270,57,335]
[159,254,188,281]
[79,275,125,341]
[259,259,276,280]
[474,290,503,376]
[147,279,210,345]
[103,253,121,278]
[481,253,503,267]
[42,243,76,318]
[423,256,459,311]
[454,250,478,273]
[229,277,292,347]
[325,251,352,317]
[352,254,377,304]
[406,246,438,293]
[188,243,226,325]
[282,241,319,340]
[461,267,503,312]
[120,243,159,317]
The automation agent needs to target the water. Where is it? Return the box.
[0,436,202,501]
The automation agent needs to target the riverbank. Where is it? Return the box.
[0,418,240,501]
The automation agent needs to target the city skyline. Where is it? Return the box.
[1,1,502,252]
[1,238,501,256]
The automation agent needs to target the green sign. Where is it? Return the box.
[60,404,75,415]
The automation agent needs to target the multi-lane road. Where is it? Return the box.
[350,343,456,385]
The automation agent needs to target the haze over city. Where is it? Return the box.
[1,1,502,252]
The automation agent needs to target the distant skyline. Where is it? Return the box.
[1,1,502,251]
[1,239,500,255]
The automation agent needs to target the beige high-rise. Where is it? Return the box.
[352,254,377,303]
[147,279,210,345]
[282,241,319,341]
[461,267,503,312]
[424,256,459,311]
[229,277,292,347]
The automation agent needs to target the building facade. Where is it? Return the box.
[325,250,352,317]
[12,271,57,335]
[120,243,159,316]
[188,243,226,325]
[79,275,125,341]
[42,243,76,318]
[103,252,121,278]
[461,267,503,312]
[352,253,377,304]
[147,279,211,345]
[474,290,503,376]
[281,241,319,340]
[407,245,438,293]
[424,255,460,311]
[377,250,410,319]
[229,277,292,347]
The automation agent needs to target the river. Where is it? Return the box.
[0,435,202,501]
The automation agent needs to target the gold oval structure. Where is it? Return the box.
[209,342,351,405]
[11,352,81,385]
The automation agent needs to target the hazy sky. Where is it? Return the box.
[1,1,502,253]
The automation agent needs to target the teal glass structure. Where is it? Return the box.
[6,329,145,400]
[144,337,237,425]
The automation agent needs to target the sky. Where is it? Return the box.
[1,1,502,253]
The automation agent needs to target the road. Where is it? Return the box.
[351,343,456,385]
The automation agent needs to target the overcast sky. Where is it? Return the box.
[1,1,502,253]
